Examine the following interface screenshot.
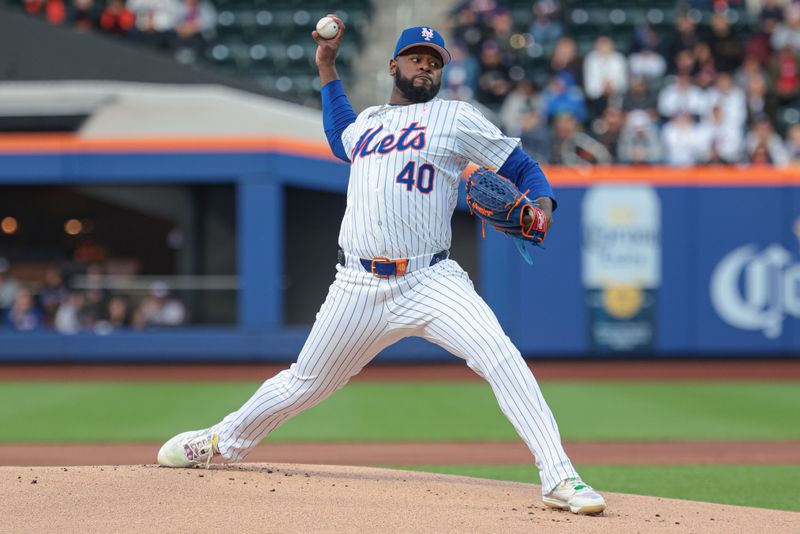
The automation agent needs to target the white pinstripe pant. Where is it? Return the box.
[214,259,578,494]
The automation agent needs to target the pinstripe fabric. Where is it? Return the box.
[214,265,405,462]
[387,260,578,492]
[212,97,578,496]
[338,99,518,259]
[214,262,577,495]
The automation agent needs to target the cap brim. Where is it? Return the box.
[396,43,451,65]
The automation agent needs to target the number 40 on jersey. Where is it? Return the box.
[396,161,434,194]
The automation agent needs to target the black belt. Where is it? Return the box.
[338,249,448,277]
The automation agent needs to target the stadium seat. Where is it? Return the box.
[585,8,612,27]
[255,10,274,29]
[778,102,800,135]
[266,43,289,69]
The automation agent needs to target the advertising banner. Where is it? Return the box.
[581,185,661,353]
[696,188,798,352]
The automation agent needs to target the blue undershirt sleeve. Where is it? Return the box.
[497,146,558,210]
[321,80,357,163]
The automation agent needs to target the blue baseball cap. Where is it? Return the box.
[393,26,451,65]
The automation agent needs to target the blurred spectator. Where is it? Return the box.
[696,105,744,163]
[80,263,109,326]
[107,295,132,327]
[628,45,667,85]
[487,9,514,53]
[174,0,216,47]
[769,45,800,104]
[658,72,706,119]
[133,282,187,328]
[661,112,708,166]
[451,4,487,55]
[750,141,774,163]
[735,54,769,90]
[617,110,663,164]
[468,0,500,18]
[583,36,628,116]
[81,286,107,325]
[24,0,67,24]
[693,42,719,91]
[542,73,587,124]
[771,4,800,53]
[171,0,216,63]
[745,73,779,122]
[786,123,800,164]
[630,23,663,54]
[500,79,542,135]
[705,72,747,130]
[94,295,132,334]
[519,110,552,163]
[128,0,178,31]
[674,48,697,77]
[622,76,658,119]
[708,12,744,73]
[442,42,480,101]
[477,41,513,107]
[745,114,790,165]
[0,259,20,319]
[529,0,563,51]
[5,288,43,332]
[550,113,612,166]
[128,0,179,49]
[591,107,624,158]
[71,0,100,32]
[39,267,69,327]
[665,13,701,72]
[549,36,582,88]
[746,16,779,65]
[758,0,787,23]
[54,292,83,334]
[99,0,136,37]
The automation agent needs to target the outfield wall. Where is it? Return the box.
[0,137,798,361]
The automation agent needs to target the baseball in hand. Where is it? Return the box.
[316,16,339,39]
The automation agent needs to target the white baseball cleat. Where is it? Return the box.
[543,477,607,515]
[157,429,219,468]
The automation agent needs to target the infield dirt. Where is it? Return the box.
[3,463,797,533]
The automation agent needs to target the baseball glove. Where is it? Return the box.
[465,167,548,264]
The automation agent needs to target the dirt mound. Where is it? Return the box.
[2,463,796,533]
[5,441,800,466]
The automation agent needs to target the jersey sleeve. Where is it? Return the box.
[455,102,520,169]
[321,80,357,163]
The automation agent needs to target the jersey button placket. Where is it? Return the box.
[375,156,383,193]
[371,157,383,248]
[375,156,387,251]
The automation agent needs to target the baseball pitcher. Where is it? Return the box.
[157,19,606,516]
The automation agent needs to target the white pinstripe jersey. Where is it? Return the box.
[339,98,519,259]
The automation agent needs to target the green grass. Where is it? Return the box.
[0,381,799,442]
[390,464,800,513]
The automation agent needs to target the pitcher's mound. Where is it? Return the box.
[2,463,796,533]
